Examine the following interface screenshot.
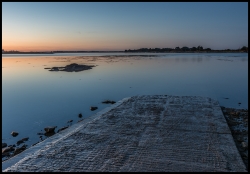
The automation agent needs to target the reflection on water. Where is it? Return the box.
[2,53,248,159]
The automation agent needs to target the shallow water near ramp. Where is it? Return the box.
[2,95,247,172]
[2,53,248,161]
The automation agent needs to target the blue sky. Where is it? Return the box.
[2,2,248,51]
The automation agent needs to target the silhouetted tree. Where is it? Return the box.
[181,47,189,51]
[191,47,197,51]
[175,47,180,50]
[197,46,203,51]
[240,46,248,52]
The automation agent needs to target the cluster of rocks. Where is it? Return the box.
[2,99,116,162]
[2,137,29,159]
[2,118,79,162]
[44,63,95,72]
[221,107,248,170]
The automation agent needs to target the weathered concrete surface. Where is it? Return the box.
[2,95,247,172]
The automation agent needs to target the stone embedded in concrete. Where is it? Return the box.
[2,95,247,172]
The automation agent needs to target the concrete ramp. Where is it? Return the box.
[2,95,247,172]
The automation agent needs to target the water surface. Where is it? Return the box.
[2,53,248,160]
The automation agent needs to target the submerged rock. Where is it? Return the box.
[78,113,82,118]
[67,120,73,123]
[14,144,27,155]
[90,107,98,111]
[57,126,69,133]
[11,131,19,137]
[44,126,57,133]
[16,137,29,146]
[2,143,7,148]
[77,119,84,123]
[37,133,44,135]
[102,100,116,104]
[16,140,24,146]
[44,131,56,137]
[21,137,29,141]
[2,152,10,158]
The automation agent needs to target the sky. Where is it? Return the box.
[2,2,248,51]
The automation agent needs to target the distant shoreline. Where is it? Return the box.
[2,50,248,54]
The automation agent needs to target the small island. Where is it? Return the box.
[44,63,95,72]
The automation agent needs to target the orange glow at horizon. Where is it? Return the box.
[2,43,126,52]
[2,35,132,52]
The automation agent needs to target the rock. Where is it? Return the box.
[44,126,57,133]
[16,137,29,146]
[57,126,69,133]
[90,106,98,111]
[2,143,7,148]
[102,100,116,104]
[2,152,10,158]
[67,120,73,123]
[16,140,24,146]
[21,137,29,141]
[14,144,27,155]
[2,146,15,153]
[11,131,19,137]
[78,113,82,118]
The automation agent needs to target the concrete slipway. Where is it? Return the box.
[2,95,247,172]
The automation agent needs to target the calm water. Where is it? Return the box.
[2,53,248,157]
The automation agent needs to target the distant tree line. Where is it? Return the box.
[125,46,248,53]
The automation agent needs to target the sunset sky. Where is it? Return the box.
[2,2,248,52]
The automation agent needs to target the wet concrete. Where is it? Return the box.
[2,95,247,172]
